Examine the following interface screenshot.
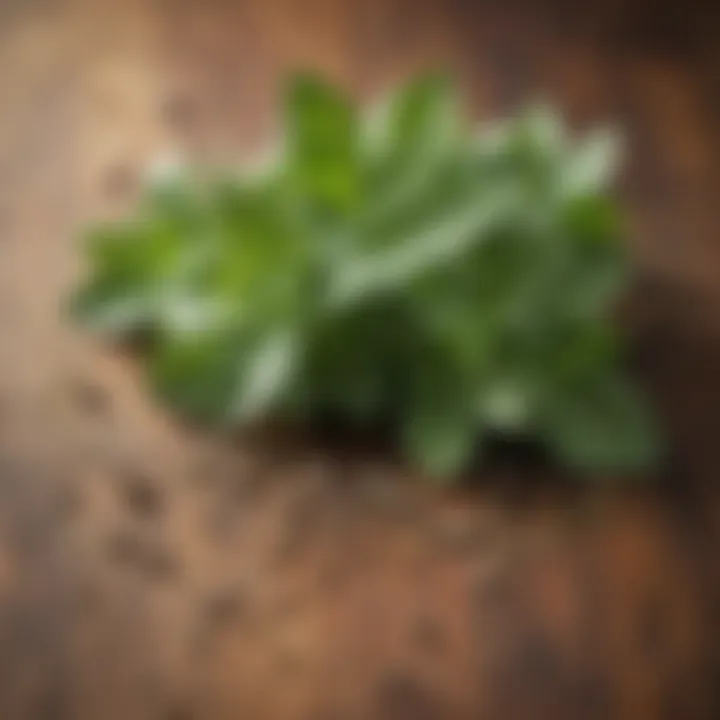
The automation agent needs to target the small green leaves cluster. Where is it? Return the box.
[72,73,660,480]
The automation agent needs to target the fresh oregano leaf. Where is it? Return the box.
[72,72,661,481]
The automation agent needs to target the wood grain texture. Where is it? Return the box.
[0,1,719,718]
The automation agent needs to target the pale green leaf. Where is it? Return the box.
[230,330,299,421]
[559,127,622,198]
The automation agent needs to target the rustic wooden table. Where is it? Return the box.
[0,0,719,718]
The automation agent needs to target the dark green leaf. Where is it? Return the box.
[402,391,477,480]
[541,373,660,474]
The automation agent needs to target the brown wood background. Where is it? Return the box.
[0,0,719,718]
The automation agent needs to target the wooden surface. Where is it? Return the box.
[1,1,720,718]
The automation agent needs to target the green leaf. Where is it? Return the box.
[478,379,535,432]
[384,73,459,161]
[71,287,154,335]
[148,333,242,421]
[522,104,565,156]
[362,74,463,224]
[559,127,622,198]
[71,226,170,334]
[563,194,623,245]
[541,373,660,475]
[230,330,299,421]
[285,74,359,213]
[403,393,477,480]
[328,185,516,308]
